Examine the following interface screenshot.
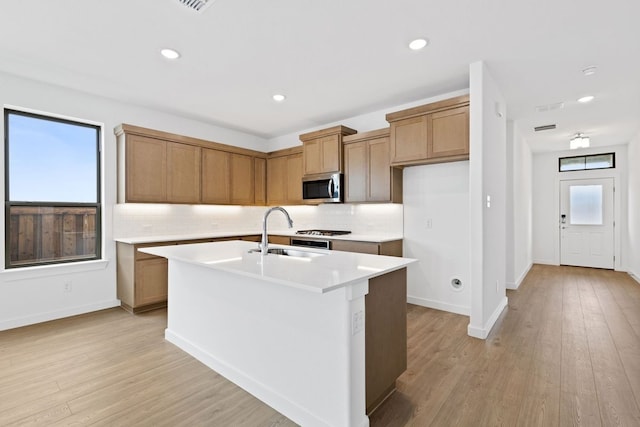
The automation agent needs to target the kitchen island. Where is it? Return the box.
[140,240,415,427]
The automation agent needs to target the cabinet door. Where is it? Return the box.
[254,157,267,206]
[167,142,201,204]
[202,148,231,204]
[344,141,368,203]
[126,135,167,202]
[303,139,323,175]
[287,153,303,204]
[428,106,469,159]
[304,135,341,175]
[320,135,341,173]
[367,137,391,202]
[230,153,254,205]
[389,115,428,164]
[332,240,380,254]
[135,257,168,306]
[267,156,287,205]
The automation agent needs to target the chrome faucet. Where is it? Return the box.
[261,207,293,255]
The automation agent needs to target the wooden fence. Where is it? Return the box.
[8,206,97,266]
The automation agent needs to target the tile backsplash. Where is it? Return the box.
[113,203,403,239]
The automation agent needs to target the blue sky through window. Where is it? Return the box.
[8,113,98,203]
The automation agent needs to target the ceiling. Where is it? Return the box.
[0,0,638,151]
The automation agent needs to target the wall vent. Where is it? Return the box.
[176,0,216,13]
[534,124,557,132]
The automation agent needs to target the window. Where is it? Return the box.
[569,185,603,225]
[4,109,101,268]
[559,152,615,172]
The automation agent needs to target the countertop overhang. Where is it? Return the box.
[139,240,415,294]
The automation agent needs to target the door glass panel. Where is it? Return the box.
[569,185,603,225]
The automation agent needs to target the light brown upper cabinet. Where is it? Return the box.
[201,148,231,204]
[202,150,257,205]
[266,147,303,205]
[122,134,200,204]
[343,128,402,203]
[168,142,201,204]
[115,124,266,205]
[300,125,357,176]
[230,153,255,205]
[386,95,469,167]
[124,134,168,202]
[254,157,267,206]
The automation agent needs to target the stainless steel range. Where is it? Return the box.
[291,230,352,250]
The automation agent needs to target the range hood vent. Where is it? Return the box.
[534,124,557,132]
[176,0,215,13]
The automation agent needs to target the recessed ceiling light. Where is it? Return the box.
[272,94,286,102]
[578,95,595,103]
[582,66,597,76]
[409,38,429,50]
[160,48,181,60]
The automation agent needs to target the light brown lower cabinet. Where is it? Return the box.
[365,267,407,414]
[117,236,261,313]
[332,239,402,257]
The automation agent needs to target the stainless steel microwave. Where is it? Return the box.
[302,173,343,203]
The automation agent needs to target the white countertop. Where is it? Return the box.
[139,240,415,294]
[115,230,403,245]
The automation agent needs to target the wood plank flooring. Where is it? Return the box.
[371,265,640,427]
[1,264,639,426]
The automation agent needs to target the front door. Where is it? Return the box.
[560,178,614,269]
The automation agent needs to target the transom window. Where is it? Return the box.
[4,109,101,268]
[559,153,615,172]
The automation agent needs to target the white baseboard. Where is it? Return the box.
[165,329,344,427]
[467,296,508,339]
[629,271,640,285]
[506,262,533,290]
[407,296,470,316]
[0,299,121,331]
[532,258,557,266]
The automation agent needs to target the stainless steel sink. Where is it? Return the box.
[248,248,326,258]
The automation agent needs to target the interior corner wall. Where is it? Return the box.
[507,122,533,289]
[532,144,628,269]
[627,132,640,280]
[468,61,508,339]
[0,71,267,331]
[403,162,470,315]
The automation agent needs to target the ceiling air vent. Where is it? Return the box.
[535,102,564,113]
[176,0,216,13]
[534,124,557,132]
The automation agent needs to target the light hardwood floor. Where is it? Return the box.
[1,265,639,426]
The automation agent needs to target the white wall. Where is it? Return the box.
[626,132,640,280]
[403,162,470,315]
[506,121,533,289]
[468,61,508,339]
[0,71,267,331]
[532,144,628,269]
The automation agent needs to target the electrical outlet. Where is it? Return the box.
[426,219,433,229]
[64,281,72,293]
[352,310,364,335]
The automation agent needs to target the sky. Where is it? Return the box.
[7,113,98,203]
